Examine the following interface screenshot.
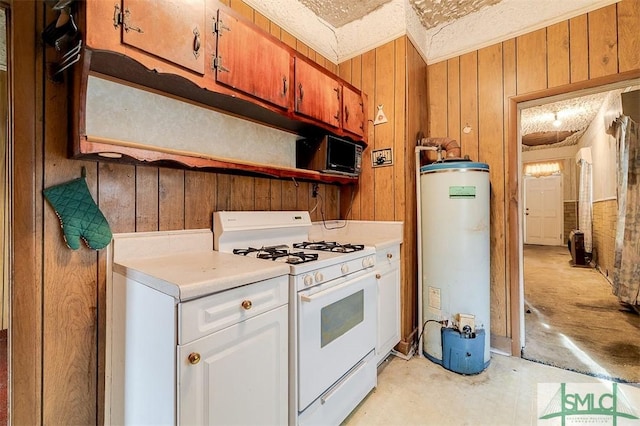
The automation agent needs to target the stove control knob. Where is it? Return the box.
[341,264,349,275]
[362,257,374,268]
[314,272,324,283]
[303,275,313,287]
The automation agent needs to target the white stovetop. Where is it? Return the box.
[110,229,289,302]
[309,220,404,250]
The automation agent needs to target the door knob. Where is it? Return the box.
[188,352,201,365]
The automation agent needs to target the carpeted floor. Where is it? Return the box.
[522,244,640,383]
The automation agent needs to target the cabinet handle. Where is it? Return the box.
[376,273,381,279]
[283,76,288,96]
[193,27,201,59]
[188,352,201,365]
[241,300,253,310]
[334,87,340,100]
[334,110,340,122]
[298,83,304,102]
[387,252,393,259]
[344,106,349,123]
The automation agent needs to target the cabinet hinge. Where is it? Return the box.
[212,56,229,73]
[213,18,230,36]
[113,5,143,33]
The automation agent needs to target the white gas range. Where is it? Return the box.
[214,211,378,426]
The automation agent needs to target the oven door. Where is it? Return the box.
[297,269,377,411]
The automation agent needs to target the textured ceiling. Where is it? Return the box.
[298,0,502,29]
[298,0,392,28]
[520,85,640,150]
[410,0,503,30]
[521,92,612,136]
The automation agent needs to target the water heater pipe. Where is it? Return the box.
[418,137,462,159]
[415,145,439,357]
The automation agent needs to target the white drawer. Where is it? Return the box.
[178,275,288,344]
[376,244,400,265]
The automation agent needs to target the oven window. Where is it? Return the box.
[320,290,364,347]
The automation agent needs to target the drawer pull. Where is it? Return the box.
[192,27,201,59]
[241,300,253,310]
[387,253,393,259]
[188,352,201,365]
[376,273,381,279]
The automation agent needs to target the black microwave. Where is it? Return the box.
[296,135,363,176]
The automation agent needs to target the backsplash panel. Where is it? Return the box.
[86,76,298,168]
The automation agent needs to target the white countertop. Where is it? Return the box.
[309,220,403,250]
[109,222,403,302]
[113,250,289,302]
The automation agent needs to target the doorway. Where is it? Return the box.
[517,79,640,383]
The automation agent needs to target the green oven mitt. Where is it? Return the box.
[43,171,112,250]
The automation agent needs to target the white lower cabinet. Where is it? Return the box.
[178,304,288,425]
[108,273,288,426]
[374,245,401,365]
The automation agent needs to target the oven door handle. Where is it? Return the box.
[299,272,373,303]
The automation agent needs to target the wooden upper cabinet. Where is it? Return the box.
[294,58,341,128]
[118,0,205,74]
[342,85,365,137]
[214,10,292,109]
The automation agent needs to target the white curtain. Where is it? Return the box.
[613,116,640,305]
[577,157,593,253]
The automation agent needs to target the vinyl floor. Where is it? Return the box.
[344,354,640,426]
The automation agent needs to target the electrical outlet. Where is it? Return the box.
[372,148,393,167]
[312,184,319,198]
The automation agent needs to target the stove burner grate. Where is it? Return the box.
[293,241,364,253]
[232,246,319,264]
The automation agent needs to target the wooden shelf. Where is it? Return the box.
[75,136,358,185]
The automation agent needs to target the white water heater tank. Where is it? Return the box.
[420,161,491,368]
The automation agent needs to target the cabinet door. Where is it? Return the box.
[178,305,288,425]
[120,0,205,74]
[376,261,401,365]
[295,58,341,128]
[342,85,365,137]
[215,9,292,109]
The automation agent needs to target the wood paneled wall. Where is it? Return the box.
[0,67,7,331]
[427,0,640,352]
[12,1,340,424]
[338,38,428,353]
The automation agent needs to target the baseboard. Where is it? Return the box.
[395,328,418,355]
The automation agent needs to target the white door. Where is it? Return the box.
[178,305,288,426]
[375,255,401,366]
[524,175,563,245]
